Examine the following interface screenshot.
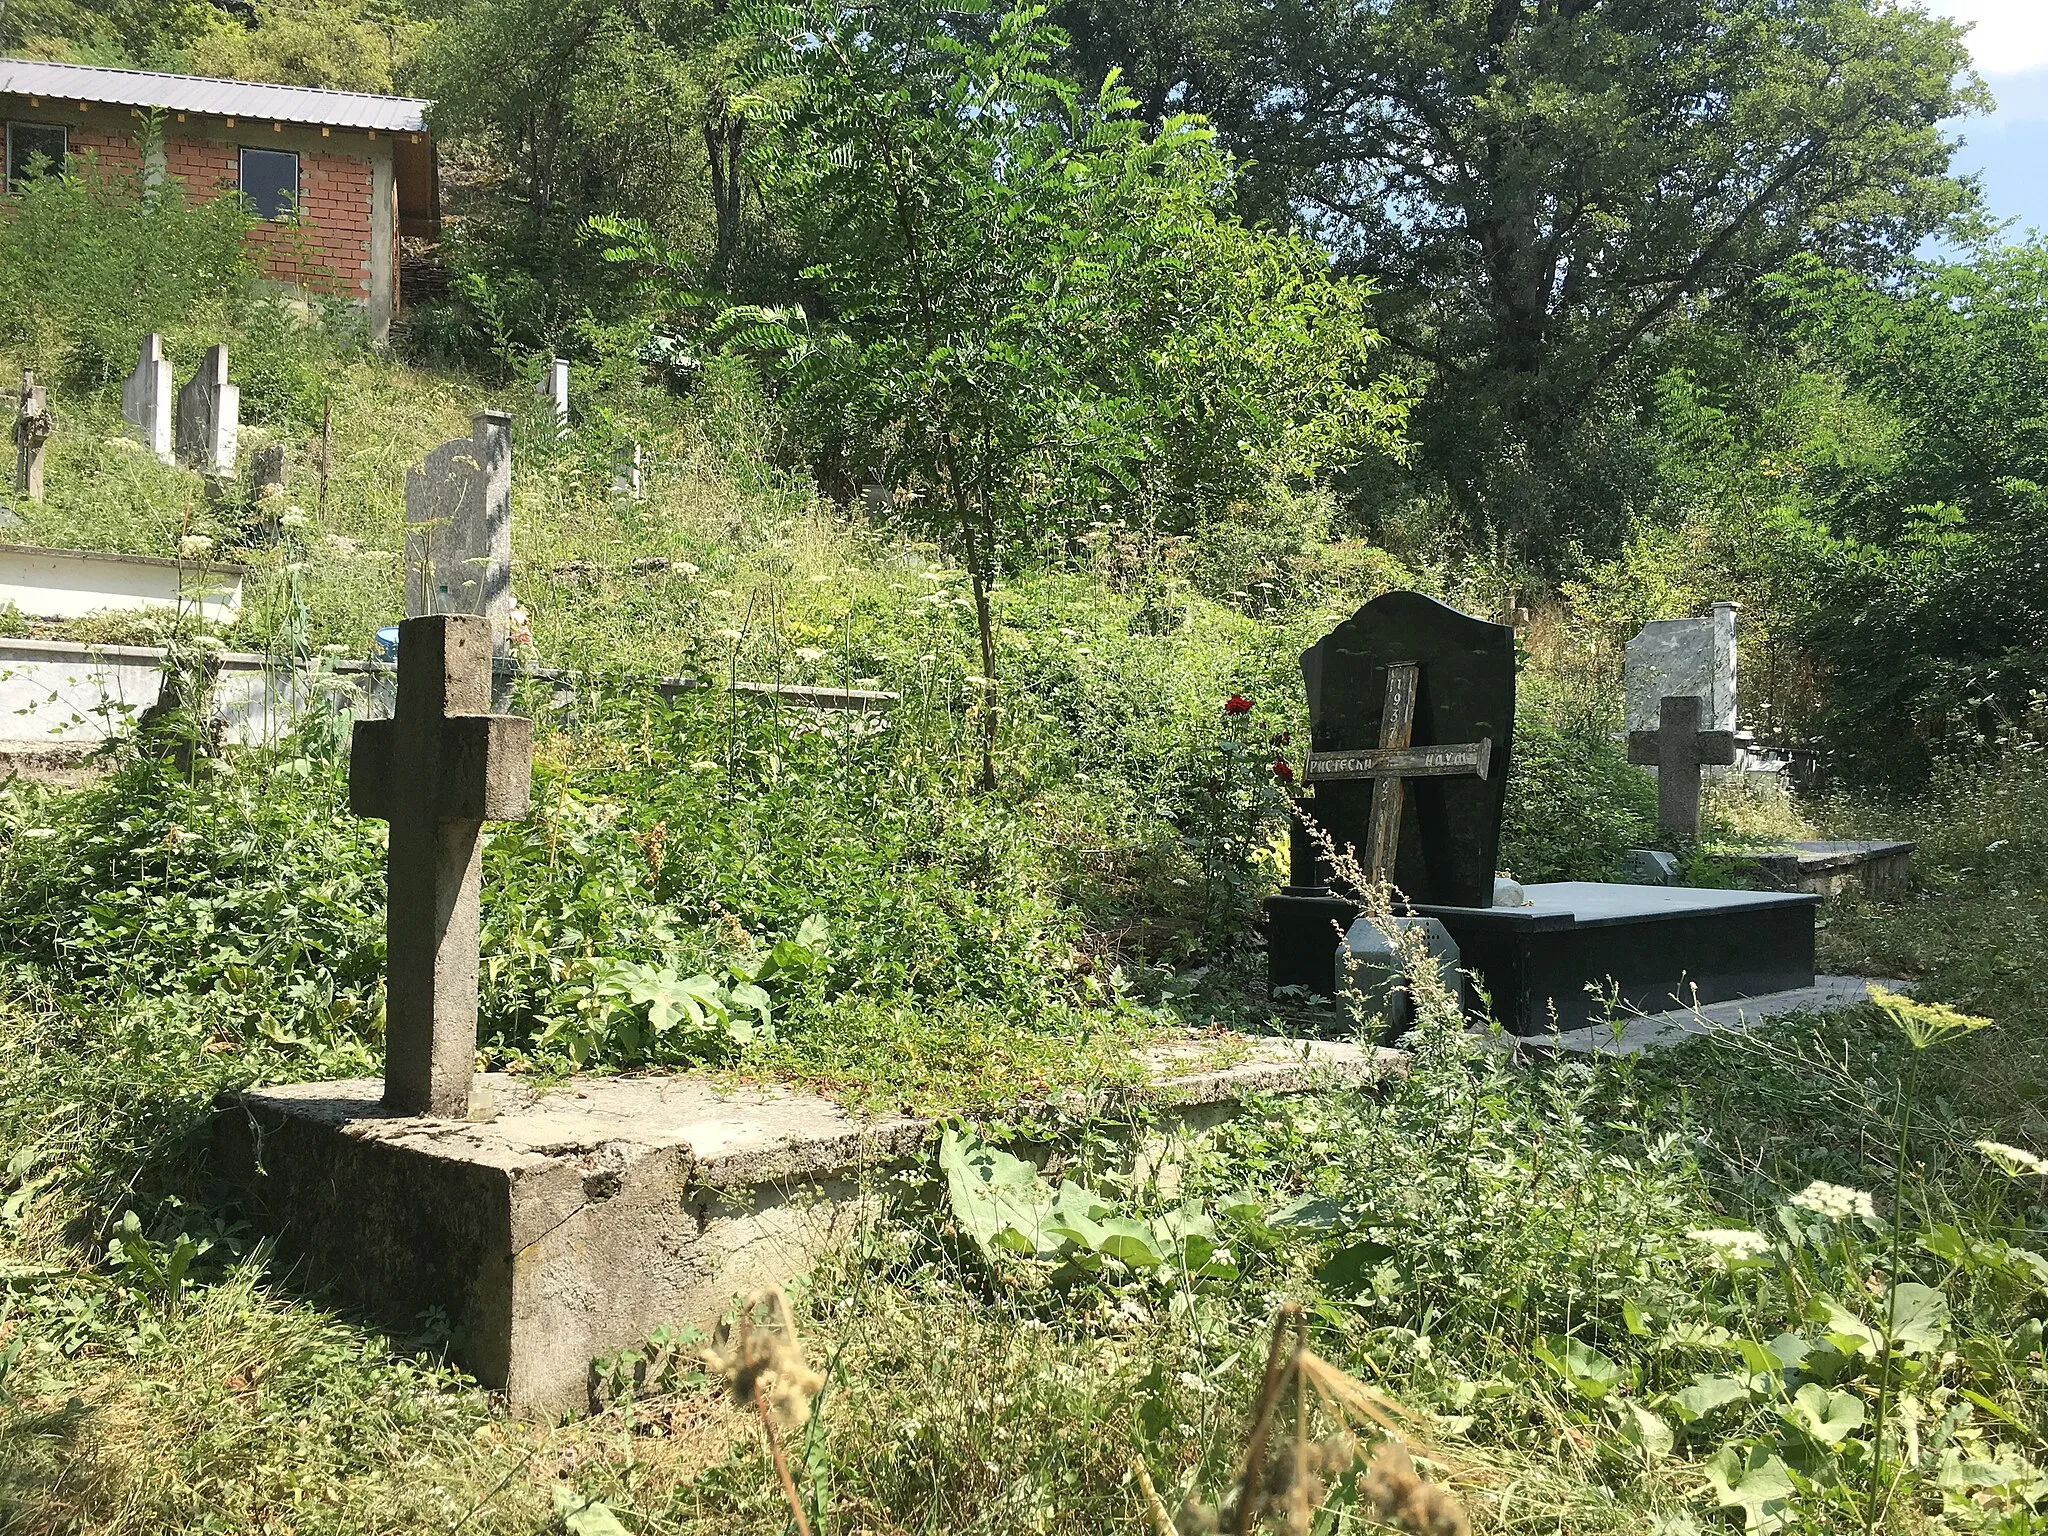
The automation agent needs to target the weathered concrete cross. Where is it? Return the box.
[350,614,533,1117]
[1305,661,1494,881]
[14,370,49,502]
[1627,693,1737,841]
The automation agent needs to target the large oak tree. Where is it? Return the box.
[1059,0,1986,551]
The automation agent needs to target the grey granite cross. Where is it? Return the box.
[349,614,533,1117]
[1627,693,1737,841]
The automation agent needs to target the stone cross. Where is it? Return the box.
[175,343,240,477]
[1305,660,1494,881]
[538,357,569,435]
[121,334,173,463]
[1628,693,1737,841]
[405,411,514,648]
[350,614,533,1117]
[14,370,50,502]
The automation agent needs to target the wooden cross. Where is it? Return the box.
[1627,693,1737,840]
[349,614,533,1118]
[1304,661,1494,881]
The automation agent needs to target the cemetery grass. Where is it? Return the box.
[0,756,2040,1530]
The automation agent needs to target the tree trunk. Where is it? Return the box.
[704,93,744,286]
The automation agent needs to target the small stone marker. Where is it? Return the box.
[405,411,514,650]
[1621,847,1680,885]
[538,358,569,434]
[1340,914,1461,1031]
[611,440,642,498]
[14,370,50,502]
[349,614,533,1117]
[175,343,240,477]
[1628,693,1738,840]
[121,334,174,463]
[249,442,286,500]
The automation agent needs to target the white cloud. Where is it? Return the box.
[1924,0,2048,77]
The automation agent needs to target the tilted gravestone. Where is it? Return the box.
[1624,603,1745,840]
[348,613,533,1116]
[405,411,514,651]
[1295,591,1516,908]
[538,357,569,434]
[121,334,174,463]
[175,343,240,477]
[14,370,50,502]
[1624,602,1737,737]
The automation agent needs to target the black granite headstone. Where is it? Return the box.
[1298,592,1515,909]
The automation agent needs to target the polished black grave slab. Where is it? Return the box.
[1265,881,1819,1035]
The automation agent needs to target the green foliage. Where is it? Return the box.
[940,1129,1238,1279]
[1063,0,1984,559]
[733,0,1400,546]
[176,0,425,92]
[708,0,1404,784]
[1500,689,1657,881]
[0,148,253,389]
[410,0,731,362]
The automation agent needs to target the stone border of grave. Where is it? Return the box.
[219,1037,1396,1413]
[0,544,246,623]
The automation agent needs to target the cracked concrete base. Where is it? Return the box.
[216,1037,1391,1415]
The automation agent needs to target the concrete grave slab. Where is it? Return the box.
[217,1037,1393,1415]
[1742,840,1915,902]
[1515,973,1912,1056]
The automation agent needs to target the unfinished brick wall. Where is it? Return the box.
[161,135,377,302]
[64,125,141,174]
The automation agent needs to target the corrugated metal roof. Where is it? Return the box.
[0,57,429,133]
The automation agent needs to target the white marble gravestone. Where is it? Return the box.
[1625,602,1738,735]
[538,358,569,435]
[610,440,642,498]
[121,335,174,464]
[404,411,514,652]
[175,344,239,477]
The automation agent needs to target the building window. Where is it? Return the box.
[239,147,300,221]
[5,122,68,190]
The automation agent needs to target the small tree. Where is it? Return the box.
[722,0,1405,786]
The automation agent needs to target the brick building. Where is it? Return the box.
[0,59,437,346]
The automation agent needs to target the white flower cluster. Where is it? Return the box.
[177,534,215,558]
[1687,1228,1773,1264]
[1788,1180,1877,1221]
[1976,1140,2048,1178]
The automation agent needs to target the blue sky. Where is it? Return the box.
[1926,0,2048,241]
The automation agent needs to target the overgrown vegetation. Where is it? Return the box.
[3,0,2048,1531]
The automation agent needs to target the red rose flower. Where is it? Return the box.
[1272,757,1295,784]
[1224,694,1253,715]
